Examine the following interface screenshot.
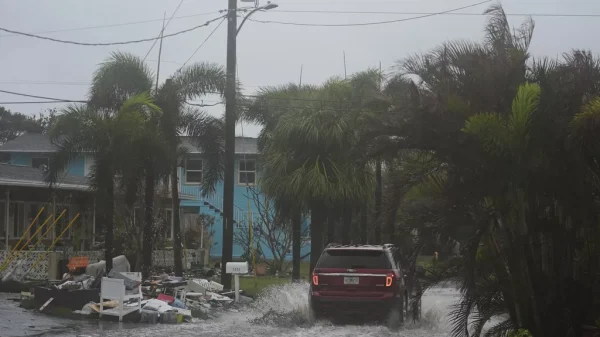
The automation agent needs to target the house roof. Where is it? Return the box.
[0,133,58,153]
[0,163,89,191]
[180,136,258,154]
[0,133,259,154]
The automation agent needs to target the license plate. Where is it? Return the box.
[344,276,359,285]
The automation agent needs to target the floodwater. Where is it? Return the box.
[1,283,468,337]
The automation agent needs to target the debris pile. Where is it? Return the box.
[21,255,243,324]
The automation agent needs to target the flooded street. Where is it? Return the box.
[1,284,463,337]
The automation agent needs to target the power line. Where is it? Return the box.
[179,17,227,71]
[0,15,226,46]
[0,80,265,88]
[248,0,493,27]
[143,0,184,62]
[0,11,222,39]
[0,81,88,86]
[186,101,224,107]
[272,9,600,18]
[0,101,84,105]
[0,89,86,103]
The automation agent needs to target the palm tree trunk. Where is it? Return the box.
[360,206,368,244]
[104,174,115,273]
[341,203,352,245]
[374,158,383,244]
[309,203,326,274]
[291,209,301,282]
[385,200,399,243]
[326,208,336,245]
[142,166,155,279]
[170,161,184,276]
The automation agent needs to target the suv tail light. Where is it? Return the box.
[385,273,394,287]
[312,273,319,286]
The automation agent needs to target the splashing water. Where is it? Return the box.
[246,281,459,336]
[4,283,462,337]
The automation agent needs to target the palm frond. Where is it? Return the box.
[89,52,154,110]
[181,108,224,195]
[173,62,226,101]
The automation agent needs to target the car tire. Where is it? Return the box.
[386,295,405,330]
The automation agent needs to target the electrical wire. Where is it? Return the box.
[271,9,600,18]
[0,15,226,46]
[0,11,222,39]
[143,0,185,62]
[248,0,492,27]
[178,17,227,71]
[0,89,87,103]
[186,101,224,107]
[0,101,84,104]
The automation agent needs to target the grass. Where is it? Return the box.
[234,262,310,298]
[237,256,434,298]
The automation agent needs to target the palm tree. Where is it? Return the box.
[378,4,600,335]
[258,82,374,273]
[243,83,317,280]
[47,93,159,272]
[89,52,226,276]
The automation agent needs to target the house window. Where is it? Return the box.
[185,159,203,184]
[32,157,49,169]
[9,202,24,238]
[238,159,256,185]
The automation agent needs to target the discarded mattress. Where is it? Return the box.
[86,255,130,277]
[191,279,224,292]
[142,298,192,318]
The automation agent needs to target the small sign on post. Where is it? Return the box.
[225,262,249,302]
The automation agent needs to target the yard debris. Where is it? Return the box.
[22,259,244,324]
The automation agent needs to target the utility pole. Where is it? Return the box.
[221,0,237,290]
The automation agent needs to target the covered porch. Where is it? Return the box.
[0,164,96,252]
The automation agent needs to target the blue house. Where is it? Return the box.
[0,133,310,262]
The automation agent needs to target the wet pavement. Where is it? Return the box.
[1,284,466,337]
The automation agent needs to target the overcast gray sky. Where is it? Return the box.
[0,0,596,137]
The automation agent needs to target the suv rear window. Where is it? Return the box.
[317,249,391,269]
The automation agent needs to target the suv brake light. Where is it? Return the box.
[312,273,319,286]
[385,273,394,287]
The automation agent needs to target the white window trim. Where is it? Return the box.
[238,158,257,186]
[185,158,203,185]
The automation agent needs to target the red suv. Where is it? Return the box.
[309,244,412,325]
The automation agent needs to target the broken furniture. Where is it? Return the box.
[99,271,142,321]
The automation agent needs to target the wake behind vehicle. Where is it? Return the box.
[309,243,421,327]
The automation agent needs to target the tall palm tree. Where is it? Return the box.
[243,83,317,280]
[89,52,226,276]
[47,93,159,272]
[379,4,600,335]
[258,83,374,273]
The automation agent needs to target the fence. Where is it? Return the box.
[0,249,200,280]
